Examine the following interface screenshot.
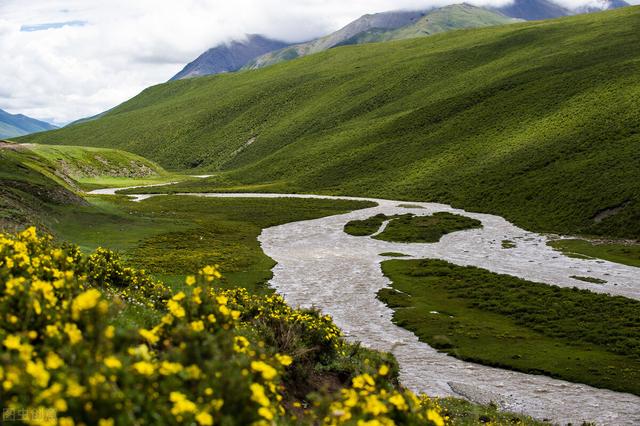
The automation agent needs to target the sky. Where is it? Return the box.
[0,0,637,125]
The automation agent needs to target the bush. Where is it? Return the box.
[0,228,445,425]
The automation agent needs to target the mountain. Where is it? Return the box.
[0,108,57,139]
[244,10,427,69]
[20,7,640,239]
[170,34,290,80]
[494,0,629,20]
[335,4,520,45]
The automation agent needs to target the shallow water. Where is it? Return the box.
[91,188,640,424]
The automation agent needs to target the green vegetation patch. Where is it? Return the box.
[501,240,516,249]
[549,239,640,268]
[379,252,411,257]
[379,259,640,395]
[571,275,607,284]
[343,214,394,236]
[376,212,482,243]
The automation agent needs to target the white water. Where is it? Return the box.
[90,188,640,424]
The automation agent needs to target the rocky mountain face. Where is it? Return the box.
[170,34,290,80]
[0,108,57,139]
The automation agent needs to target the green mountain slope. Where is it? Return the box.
[0,142,166,231]
[245,5,517,69]
[20,7,640,238]
[337,4,520,45]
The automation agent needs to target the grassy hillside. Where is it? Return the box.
[339,4,520,45]
[21,7,640,238]
[0,143,170,231]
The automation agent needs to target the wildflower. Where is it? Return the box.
[104,325,115,339]
[251,361,277,380]
[64,323,83,344]
[98,419,115,426]
[3,334,21,350]
[71,289,102,319]
[352,374,375,390]
[132,361,154,376]
[378,364,389,376]
[190,320,205,332]
[167,300,185,318]
[159,361,183,375]
[195,411,213,426]
[258,407,274,420]
[46,353,64,369]
[139,328,160,344]
[275,354,293,366]
[250,383,270,407]
[66,380,85,397]
[104,356,122,369]
[234,336,249,353]
[26,360,50,387]
[427,409,445,426]
[170,392,197,415]
[185,275,196,286]
[389,394,408,411]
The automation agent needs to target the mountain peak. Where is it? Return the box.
[170,34,290,81]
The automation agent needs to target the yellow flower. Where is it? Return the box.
[132,361,154,376]
[352,374,375,390]
[250,383,270,407]
[185,275,196,286]
[159,361,183,375]
[389,394,408,411]
[66,380,85,397]
[98,419,115,426]
[139,328,160,344]
[46,352,64,369]
[59,417,75,426]
[3,334,21,350]
[54,398,68,412]
[216,295,228,305]
[170,392,197,415]
[195,412,213,426]
[167,300,185,318]
[378,364,389,376]
[71,289,102,319]
[26,360,50,387]
[275,354,293,366]
[258,407,274,420]
[33,299,42,315]
[251,361,277,380]
[172,292,186,301]
[64,323,83,344]
[104,325,115,339]
[427,409,445,426]
[190,321,205,332]
[104,356,122,369]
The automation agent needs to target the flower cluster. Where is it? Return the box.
[0,228,446,425]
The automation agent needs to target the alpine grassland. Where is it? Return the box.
[20,7,640,240]
[0,227,549,425]
[379,259,640,395]
[344,213,482,243]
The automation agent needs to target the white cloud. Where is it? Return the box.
[0,0,634,125]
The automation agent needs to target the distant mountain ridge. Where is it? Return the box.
[494,0,629,20]
[0,108,57,139]
[170,34,290,80]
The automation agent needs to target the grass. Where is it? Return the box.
[548,238,640,268]
[501,240,516,249]
[379,259,640,395]
[571,275,607,284]
[375,212,482,243]
[50,195,375,293]
[20,7,640,239]
[344,212,481,243]
[343,214,391,236]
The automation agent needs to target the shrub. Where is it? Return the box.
[0,228,445,425]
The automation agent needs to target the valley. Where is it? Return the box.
[2,3,639,425]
